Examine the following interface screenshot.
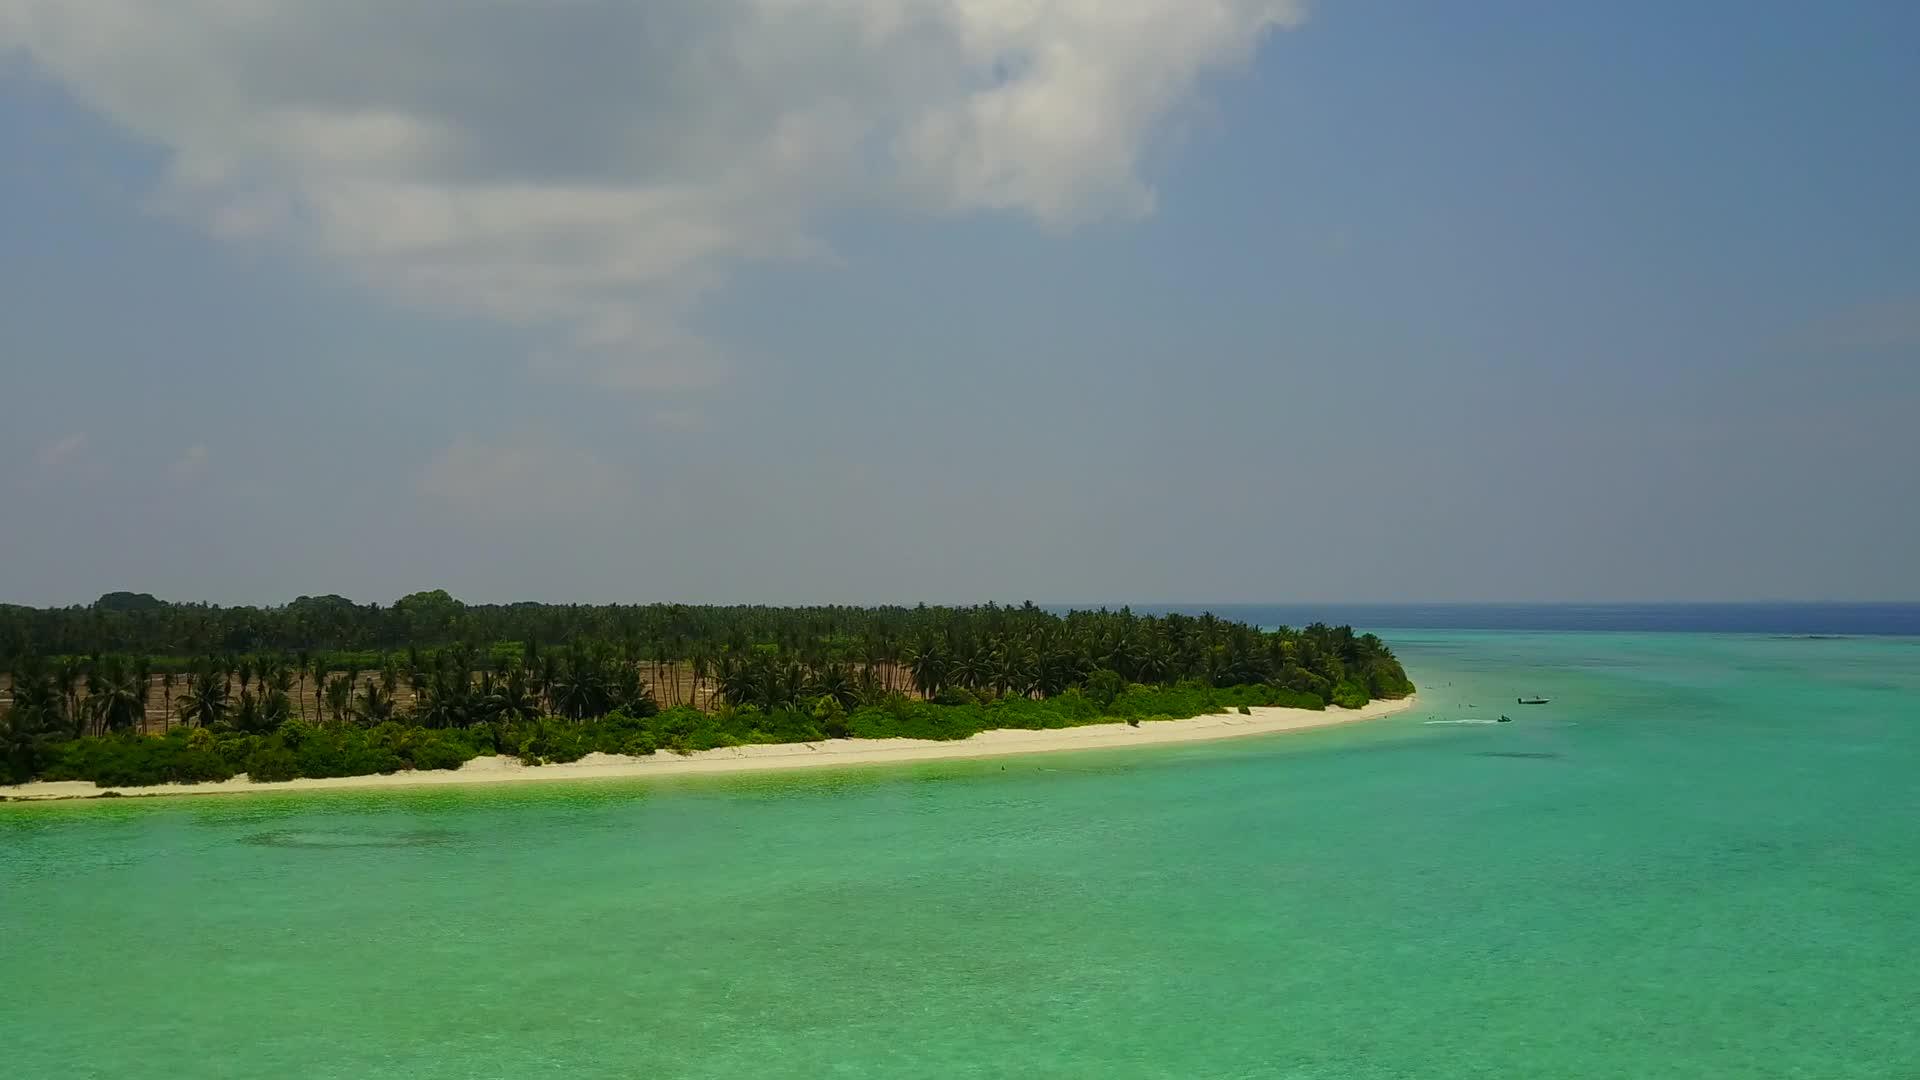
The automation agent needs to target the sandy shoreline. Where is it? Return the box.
[0,695,1415,802]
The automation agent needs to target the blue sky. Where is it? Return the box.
[2,1,1916,606]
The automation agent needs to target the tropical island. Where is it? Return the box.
[0,592,1416,797]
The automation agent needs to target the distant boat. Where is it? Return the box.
[1497,714,1512,723]
[1517,696,1550,705]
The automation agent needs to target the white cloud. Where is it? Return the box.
[33,432,88,468]
[418,436,625,517]
[168,443,210,482]
[0,0,1304,387]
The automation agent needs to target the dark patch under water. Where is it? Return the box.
[241,829,459,850]
[1473,751,1565,760]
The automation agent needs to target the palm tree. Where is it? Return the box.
[232,690,264,733]
[906,639,945,698]
[488,666,539,724]
[176,668,230,729]
[160,669,176,732]
[715,654,746,708]
[689,649,711,710]
[132,655,154,732]
[235,656,255,701]
[412,677,464,729]
[949,647,988,693]
[551,659,608,721]
[532,653,560,713]
[259,685,292,728]
[1138,638,1173,685]
[649,640,672,707]
[2,656,65,773]
[260,666,296,726]
[853,664,882,706]
[407,663,428,712]
[53,656,84,728]
[990,646,1035,699]
[86,657,147,735]
[608,663,653,717]
[351,683,395,725]
[324,675,352,726]
[882,633,902,693]
[308,655,330,721]
[808,662,858,713]
[780,658,811,711]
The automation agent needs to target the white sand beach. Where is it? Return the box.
[0,695,1416,802]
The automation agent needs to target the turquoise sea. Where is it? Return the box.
[4,629,1918,1078]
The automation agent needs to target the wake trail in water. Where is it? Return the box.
[1424,719,1501,726]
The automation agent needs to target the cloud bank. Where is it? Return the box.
[1,0,1305,386]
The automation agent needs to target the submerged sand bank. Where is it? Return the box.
[1,695,1416,802]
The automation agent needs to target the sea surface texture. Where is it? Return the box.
[5,619,1918,1078]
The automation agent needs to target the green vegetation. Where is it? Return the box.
[1,596,1414,787]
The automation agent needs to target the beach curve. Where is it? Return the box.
[0,695,1416,802]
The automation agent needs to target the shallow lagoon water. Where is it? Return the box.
[4,631,1917,1078]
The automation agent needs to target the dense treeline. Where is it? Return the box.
[1,590,1102,662]
[1,593,1414,787]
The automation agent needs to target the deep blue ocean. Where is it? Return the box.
[1125,602,1920,636]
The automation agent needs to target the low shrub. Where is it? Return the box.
[407,736,474,772]
[1264,688,1328,711]
[243,746,300,784]
[1330,679,1370,710]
